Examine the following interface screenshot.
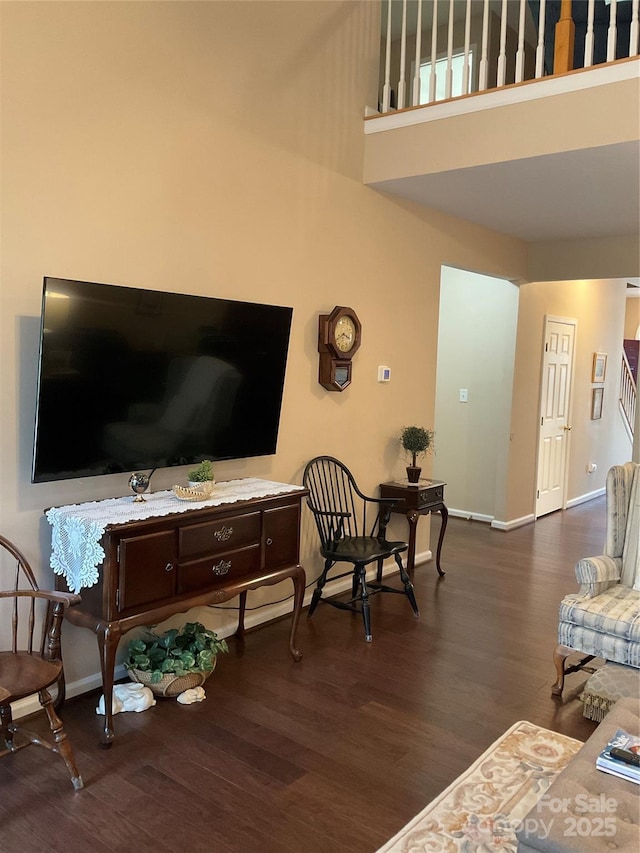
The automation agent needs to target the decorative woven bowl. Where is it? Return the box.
[173,481,216,501]
[128,660,216,698]
[188,479,216,495]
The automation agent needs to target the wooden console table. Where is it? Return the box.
[379,479,447,576]
[48,480,307,746]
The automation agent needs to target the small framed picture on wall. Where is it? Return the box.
[592,352,607,383]
[591,386,604,420]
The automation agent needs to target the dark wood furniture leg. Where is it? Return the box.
[97,622,121,747]
[236,591,247,640]
[288,565,305,662]
[552,644,595,696]
[40,686,84,789]
[406,510,419,574]
[434,505,448,577]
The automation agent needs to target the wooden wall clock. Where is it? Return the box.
[317,306,361,391]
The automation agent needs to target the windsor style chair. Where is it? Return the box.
[302,456,419,641]
[0,533,84,790]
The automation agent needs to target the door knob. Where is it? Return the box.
[563,425,572,431]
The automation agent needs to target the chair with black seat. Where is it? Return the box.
[303,456,419,641]
[0,534,84,790]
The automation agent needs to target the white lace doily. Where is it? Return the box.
[47,478,304,593]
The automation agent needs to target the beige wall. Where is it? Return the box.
[364,75,640,183]
[624,296,640,339]
[506,278,631,523]
[433,267,519,523]
[529,235,640,282]
[0,1,528,688]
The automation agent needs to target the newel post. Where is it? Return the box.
[554,0,575,73]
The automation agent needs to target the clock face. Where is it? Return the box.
[334,315,356,353]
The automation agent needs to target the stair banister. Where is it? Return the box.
[554,0,576,73]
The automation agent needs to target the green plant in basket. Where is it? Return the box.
[125,621,228,684]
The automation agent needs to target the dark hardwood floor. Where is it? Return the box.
[0,498,607,852]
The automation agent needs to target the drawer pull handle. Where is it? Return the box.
[266,537,273,546]
[212,559,231,576]
[164,562,174,573]
[213,526,233,542]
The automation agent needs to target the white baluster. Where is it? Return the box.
[397,0,408,109]
[497,0,508,87]
[515,0,527,82]
[535,0,547,77]
[382,0,392,113]
[429,0,438,103]
[630,0,639,56]
[479,0,490,90]
[462,0,472,95]
[584,0,595,67]
[607,0,618,61]
[413,0,423,106]
[445,0,454,99]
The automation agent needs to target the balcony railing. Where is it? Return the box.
[379,0,640,113]
[620,348,637,440]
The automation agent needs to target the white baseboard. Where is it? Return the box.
[12,553,429,720]
[566,487,606,508]
[491,514,535,531]
[448,510,535,531]
[448,508,495,524]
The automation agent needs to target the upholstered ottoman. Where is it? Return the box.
[581,662,640,721]
[516,698,640,852]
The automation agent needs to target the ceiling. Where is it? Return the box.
[368,139,640,243]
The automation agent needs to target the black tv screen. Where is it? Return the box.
[32,278,293,483]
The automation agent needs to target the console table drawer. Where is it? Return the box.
[179,512,261,559]
[178,543,260,593]
[118,530,177,612]
[419,485,444,504]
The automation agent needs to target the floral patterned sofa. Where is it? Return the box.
[552,462,640,695]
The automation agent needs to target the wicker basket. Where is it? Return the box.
[128,660,216,698]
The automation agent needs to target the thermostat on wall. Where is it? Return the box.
[378,366,391,382]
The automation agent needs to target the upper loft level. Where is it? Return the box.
[364,0,640,265]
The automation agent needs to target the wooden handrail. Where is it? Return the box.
[620,350,636,438]
[376,0,638,114]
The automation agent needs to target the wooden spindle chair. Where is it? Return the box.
[302,456,419,641]
[0,534,84,790]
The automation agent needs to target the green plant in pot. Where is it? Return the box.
[400,425,434,484]
[125,621,228,697]
[188,459,215,494]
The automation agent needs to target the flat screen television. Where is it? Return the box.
[32,277,293,483]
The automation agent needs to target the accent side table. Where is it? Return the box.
[379,479,447,576]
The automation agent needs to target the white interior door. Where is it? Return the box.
[536,317,576,517]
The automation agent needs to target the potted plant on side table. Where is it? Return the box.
[400,425,434,483]
[125,621,228,698]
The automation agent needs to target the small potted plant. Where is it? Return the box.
[188,459,215,495]
[125,621,228,697]
[400,425,434,483]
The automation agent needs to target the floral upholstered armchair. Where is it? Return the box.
[552,462,640,695]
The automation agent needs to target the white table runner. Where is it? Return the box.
[47,478,304,593]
